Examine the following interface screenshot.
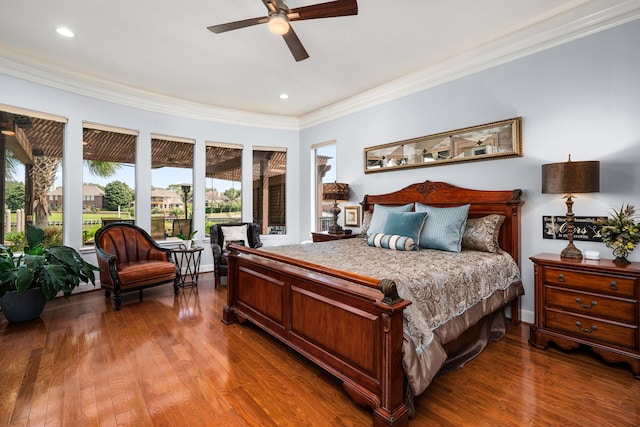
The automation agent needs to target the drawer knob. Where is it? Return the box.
[557,273,565,282]
[609,281,618,291]
[575,298,597,309]
[576,321,598,333]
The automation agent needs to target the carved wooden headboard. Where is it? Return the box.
[361,180,524,268]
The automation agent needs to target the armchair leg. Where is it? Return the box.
[105,289,111,297]
[214,272,220,289]
[114,295,122,311]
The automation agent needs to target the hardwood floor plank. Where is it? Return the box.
[1,272,639,426]
[9,347,41,425]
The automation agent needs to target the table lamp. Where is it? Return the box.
[323,182,350,234]
[542,155,600,259]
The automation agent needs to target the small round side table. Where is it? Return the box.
[172,246,204,289]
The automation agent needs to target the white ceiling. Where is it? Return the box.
[1,0,639,128]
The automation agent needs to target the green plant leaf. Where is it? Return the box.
[15,267,35,293]
[26,224,45,250]
[46,246,82,275]
[1,225,99,301]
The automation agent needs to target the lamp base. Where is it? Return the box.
[328,201,344,235]
[561,242,583,259]
[328,224,344,235]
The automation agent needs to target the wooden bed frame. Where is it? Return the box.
[222,180,523,426]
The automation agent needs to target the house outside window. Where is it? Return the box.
[82,122,138,246]
[151,135,194,240]
[205,143,242,236]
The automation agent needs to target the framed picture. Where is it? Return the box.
[344,205,360,227]
[364,117,522,173]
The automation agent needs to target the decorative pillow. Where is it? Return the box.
[220,225,248,249]
[414,203,470,252]
[383,211,428,250]
[367,233,415,251]
[367,203,414,237]
[462,214,505,253]
[359,210,373,238]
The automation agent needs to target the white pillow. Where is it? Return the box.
[221,225,248,248]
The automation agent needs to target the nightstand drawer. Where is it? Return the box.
[531,254,640,377]
[545,267,637,298]
[545,287,636,324]
[545,310,638,350]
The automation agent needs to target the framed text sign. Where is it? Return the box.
[542,215,606,242]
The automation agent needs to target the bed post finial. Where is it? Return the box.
[379,279,403,305]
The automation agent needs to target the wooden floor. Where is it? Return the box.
[1,273,639,426]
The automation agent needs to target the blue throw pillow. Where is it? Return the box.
[383,211,428,250]
[414,203,470,252]
[367,203,414,237]
[367,233,415,251]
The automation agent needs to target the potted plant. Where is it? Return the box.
[0,224,100,322]
[176,230,197,249]
[598,204,640,264]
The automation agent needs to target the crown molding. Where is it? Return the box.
[299,0,640,129]
[0,55,300,131]
[0,0,638,132]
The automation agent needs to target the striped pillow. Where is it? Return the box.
[415,203,470,252]
[367,233,415,251]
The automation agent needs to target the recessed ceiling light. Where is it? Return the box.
[56,27,74,38]
[279,93,289,100]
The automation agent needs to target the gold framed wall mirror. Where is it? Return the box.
[364,117,522,173]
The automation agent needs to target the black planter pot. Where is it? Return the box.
[0,288,46,323]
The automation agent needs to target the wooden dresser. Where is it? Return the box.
[529,253,640,377]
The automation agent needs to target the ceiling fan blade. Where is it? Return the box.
[261,0,279,12]
[288,0,357,21]
[207,17,266,34]
[282,27,309,62]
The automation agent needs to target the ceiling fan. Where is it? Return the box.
[207,0,358,62]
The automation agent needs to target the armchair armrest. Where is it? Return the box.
[147,246,173,262]
[94,245,117,265]
[210,243,223,260]
[247,224,263,249]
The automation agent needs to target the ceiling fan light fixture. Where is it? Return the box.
[268,12,290,35]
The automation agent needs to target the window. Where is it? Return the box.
[253,148,286,235]
[312,142,336,232]
[1,107,66,248]
[82,122,137,246]
[205,143,242,235]
[151,135,194,240]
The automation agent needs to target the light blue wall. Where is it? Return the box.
[300,19,640,321]
[1,75,301,273]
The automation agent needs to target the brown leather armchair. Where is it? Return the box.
[210,223,262,288]
[95,223,177,310]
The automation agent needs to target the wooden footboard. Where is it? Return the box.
[223,244,411,427]
[223,180,524,425]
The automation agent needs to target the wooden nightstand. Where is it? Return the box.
[529,253,640,378]
[311,231,360,243]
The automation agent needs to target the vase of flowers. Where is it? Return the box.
[598,204,640,265]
